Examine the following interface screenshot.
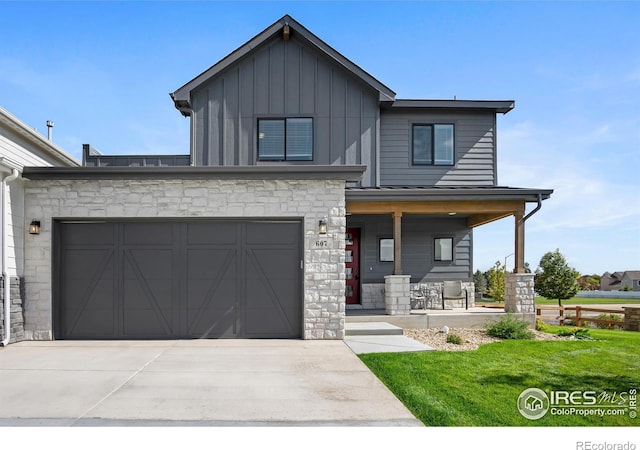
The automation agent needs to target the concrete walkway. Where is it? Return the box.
[0,340,422,426]
[343,322,433,354]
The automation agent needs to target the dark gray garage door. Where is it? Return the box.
[54,220,302,339]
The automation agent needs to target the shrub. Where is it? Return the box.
[595,313,623,330]
[486,314,534,340]
[535,319,549,331]
[446,334,464,345]
[557,327,593,340]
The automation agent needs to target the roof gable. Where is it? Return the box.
[171,15,396,115]
[0,107,79,168]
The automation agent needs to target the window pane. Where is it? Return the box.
[380,238,394,262]
[413,125,432,165]
[286,118,313,161]
[258,120,285,160]
[434,124,454,165]
[434,238,453,261]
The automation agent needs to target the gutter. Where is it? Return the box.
[1,166,20,347]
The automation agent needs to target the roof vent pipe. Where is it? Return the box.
[46,120,54,141]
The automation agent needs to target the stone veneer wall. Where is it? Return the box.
[24,178,346,340]
[0,276,25,344]
[360,283,385,309]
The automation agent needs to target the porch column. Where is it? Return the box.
[514,209,525,274]
[393,211,402,275]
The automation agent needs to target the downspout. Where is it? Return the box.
[523,193,543,223]
[1,168,19,347]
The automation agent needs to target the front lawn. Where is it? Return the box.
[535,297,640,305]
[360,328,639,426]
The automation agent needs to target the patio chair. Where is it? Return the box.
[410,284,426,310]
[441,280,469,310]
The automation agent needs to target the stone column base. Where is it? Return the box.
[624,307,640,331]
[504,273,535,314]
[384,275,411,315]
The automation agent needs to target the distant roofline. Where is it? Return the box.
[171,14,396,116]
[0,107,80,167]
[387,100,515,114]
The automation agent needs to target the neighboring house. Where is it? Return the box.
[20,15,552,341]
[601,271,640,291]
[0,107,79,345]
[621,272,640,291]
[600,272,623,291]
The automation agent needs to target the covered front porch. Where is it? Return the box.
[344,186,553,317]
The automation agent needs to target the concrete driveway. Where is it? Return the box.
[0,340,422,426]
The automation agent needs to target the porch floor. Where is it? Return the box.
[346,307,516,330]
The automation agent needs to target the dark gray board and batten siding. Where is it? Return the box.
[379,110,497,186]
[190,34,379,186]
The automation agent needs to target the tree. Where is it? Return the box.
[534,249,580,306]
[486,260,506,303]
[577,274,600,291]
[473,269,487,298]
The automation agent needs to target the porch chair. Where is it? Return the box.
[410,284,427,310]
[441,281,469,310]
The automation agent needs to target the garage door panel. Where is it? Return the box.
[61,223,115,246]
[187,248,237,279]
[123,222,174,245]
[59,247,115,339]
[187,305,237,338]
[187,222,237,245]
[244,245,301,338]
[246,222,300,245]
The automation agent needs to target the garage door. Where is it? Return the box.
[54,220,302,339]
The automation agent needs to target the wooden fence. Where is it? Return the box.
[536,305,625,328]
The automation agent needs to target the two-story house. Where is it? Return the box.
[20,15,552,342]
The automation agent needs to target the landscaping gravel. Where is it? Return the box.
[405,328,572,351]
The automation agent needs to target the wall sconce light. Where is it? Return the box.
[29,220,41,235]
[318,219,328,235]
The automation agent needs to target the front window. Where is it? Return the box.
[258,118,313,161]
[434,237,453,262]
[379,238,394,262]
[412,124,454,165]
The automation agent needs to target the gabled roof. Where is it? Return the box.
[171,15,396,115]
[623,271,640,280]
[0,107,79,168]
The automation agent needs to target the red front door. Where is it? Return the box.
[345,228,360,304]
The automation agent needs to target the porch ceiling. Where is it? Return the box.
[345,200,524,228]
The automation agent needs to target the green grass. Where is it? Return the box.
[360,328,640,426]
[535,297,640,305]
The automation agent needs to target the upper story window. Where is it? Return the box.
[258,118,313,161]
[412,124,454,165]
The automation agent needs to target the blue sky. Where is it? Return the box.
[1,1,638,276]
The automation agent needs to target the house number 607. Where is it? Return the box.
[315,240,328,248]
